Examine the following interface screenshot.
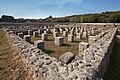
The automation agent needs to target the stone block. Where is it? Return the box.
[53,32,59,38]
[82,32,87,38]
[89,36,96,44]
[44,30,47,34]
[24,35,31,43]
[59,52,74,64]
[33,31,38,37]
[76,33,82,39]
[79,42,89,52]
[42,33,48,40]
[63,31,68,37]
[55,37,64,46]
[34,40,44,50]
[91,29,95,35]
[70,30,74,35]
[38,29,41,35]
[28,30,33,35]
[68,35,74,42]
[18,32,23,38]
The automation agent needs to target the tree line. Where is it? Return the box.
[0,11,120,23]
[44,11,120,23]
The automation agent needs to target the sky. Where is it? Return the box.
[0,0,120,19]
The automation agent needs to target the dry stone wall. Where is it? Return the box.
[3,24,117,80]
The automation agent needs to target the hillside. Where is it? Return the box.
[44,11,120,23]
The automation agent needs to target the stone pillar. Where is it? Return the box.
[33,31,38,37]
[63,31,68,37]
[42,33,48,40]
[80,28,83,33]
[84,28,87,32]
[44,30,47,34]
[70,30,74,35]
[87,31,91,36]
[24,35,31,43]
[65,28,69,32]
[60,28,63,34]
[28,30,33,35]
[55,37,64,46]
[38,29,41,35]
[76,33,82,39]
[18,32,23,38]
[82,32,87,38]
[91,28,95,35]
[34,40,44,50]
[76,30,79,34]
[79,42,89,52]
[46,29,50,34]
[68,35,74,42]
[53,28,58,33]
[53,32,59,38]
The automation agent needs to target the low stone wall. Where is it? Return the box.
[4,27,117,80]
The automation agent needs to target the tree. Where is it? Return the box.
[48,15,52,18]
[1,15,15,22]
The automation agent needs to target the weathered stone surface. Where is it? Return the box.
[55,37,64,46]
[24,35,31,43]
[38,29,41,35]
[4,24,117,80]
[82,32,87,38]
[68,35,74,42]
[79,42,89,52]
[42,33,48,40]
[70,30,74,35]
[76,33,82,39]
[63,31,68,37]
[33,31,38,37]
[59,52,74,64]
[89,36,96,44]
[53,32,59,38]
[18,32,23,38]
[28,30,33,35]
[34,40,44,50]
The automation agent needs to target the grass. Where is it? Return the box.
[0,28,30,80]
[32,30,100,59]
[104,42,120,80]
[32,32,89,59]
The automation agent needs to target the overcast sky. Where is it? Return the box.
[0,0,120,19]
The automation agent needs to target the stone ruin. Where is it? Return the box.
[2,23,119,80]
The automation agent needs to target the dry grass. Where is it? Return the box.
[0,28,31,80]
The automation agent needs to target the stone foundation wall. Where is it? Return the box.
[4,26,117,80]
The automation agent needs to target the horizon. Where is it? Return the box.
[0,0,120,19]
